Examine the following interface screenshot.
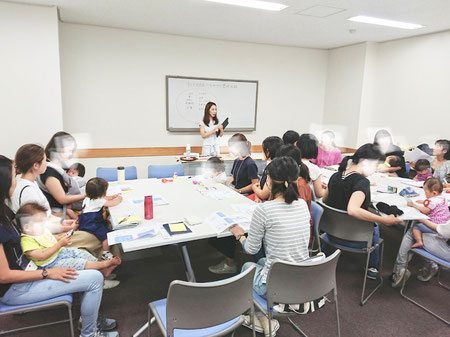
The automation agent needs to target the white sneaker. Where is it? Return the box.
[81,330,119,337]
[106,273,117,280]
[242,315,264,333]
[259,315,280,337]
[103,280,120,289]
[208,260,237,274]
[391,269,411,288]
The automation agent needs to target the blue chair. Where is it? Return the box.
[147,164,184,179]
[253,250,341,337]
[310,201,324,253]
[148,266,256,337]
[96,166,138,182]
[405,162,411,177]
[0,294,74,336]
[400,248,450,325]
[318,201,384,305]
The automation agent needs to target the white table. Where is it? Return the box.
[108,177,255,281]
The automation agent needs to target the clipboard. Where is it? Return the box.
[216,118,229,136]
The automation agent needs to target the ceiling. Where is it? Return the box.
[5,0,450,49]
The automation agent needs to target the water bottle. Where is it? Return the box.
[144,195,153,220]
[186,144,191,158]
[117,166,125,184]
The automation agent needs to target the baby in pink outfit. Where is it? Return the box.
[407,178,450,248]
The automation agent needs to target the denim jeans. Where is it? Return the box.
[322,224,380,269]
[0,270,104,337]
[242,258,267,298]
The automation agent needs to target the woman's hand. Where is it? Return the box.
[383,214,403,225]
[229,224,245,238]
[416,200,424,204]
[47,267,78,283]
[218,125,224,131]
[254,195,262,203]
[407,200,414,207]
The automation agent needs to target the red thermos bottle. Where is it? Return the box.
[144,195,153,220]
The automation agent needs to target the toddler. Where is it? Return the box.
[204,157,227,183]
[78,177,122,260]
[18,203,121,277]
[413,159,433,181]
[407,178,450,248]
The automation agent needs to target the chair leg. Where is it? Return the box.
[287,316,308,337]
[148,308,152,337]
[251,306,256,337]
[437,269,450,291]
[67,303,74,337]
[360,243,384,306]
[334,289,340,337]
[400,253,450,325]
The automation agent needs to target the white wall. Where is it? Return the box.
[59,23,328,150]
[357,31,450,147]
[324,32,450,148]
[322,43,367,148]
[0,2,63,158]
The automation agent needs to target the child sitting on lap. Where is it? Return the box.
[413,159,433,182]
[407,178,450,248]
[18,203,121,278]
[204,157,227,184]
[378,155,402,176]
[78,177,122,260]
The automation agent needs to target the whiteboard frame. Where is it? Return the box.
[166,75,258,132]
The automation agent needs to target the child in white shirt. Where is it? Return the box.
[205,157,227,184]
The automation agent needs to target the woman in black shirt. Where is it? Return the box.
[323,144,402,279]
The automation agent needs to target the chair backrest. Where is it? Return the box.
[147,164,184,179]
[96,166,138,181]
[165,265,255,334]
[318,201,375,248]
[310,201,324,235]
[266,250,341,307]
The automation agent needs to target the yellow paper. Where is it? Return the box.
[169,222,187,232]
[118,216,141,224]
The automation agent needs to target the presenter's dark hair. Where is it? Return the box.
[203,102,218,126]
[268,156,299,204]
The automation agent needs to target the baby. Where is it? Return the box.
[204,157,227,184]
[67,162,86,189]
[407,178,450,248]
[378,155,402,176]
[18,203,121,278]
[413,159,433,182]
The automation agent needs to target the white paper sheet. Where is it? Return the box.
[404,148,433,163]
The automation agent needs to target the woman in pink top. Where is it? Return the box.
[312,131,342,168]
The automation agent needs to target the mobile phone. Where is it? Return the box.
[66,229,74,237]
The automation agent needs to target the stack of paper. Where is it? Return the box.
[113,215,141,230]
[204,211,252,234]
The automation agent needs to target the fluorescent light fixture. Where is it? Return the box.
[203,0,288,12]
[348,15,424,30]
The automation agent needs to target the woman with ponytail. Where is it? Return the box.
[323,143,403,279]
[230,156,311,297]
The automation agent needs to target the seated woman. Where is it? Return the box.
[0,155,118,337]
[209,134,259,274]
[230,156,311,334]
[392,218,450,287]
[373,129,407,178]
[297,133,326,199]
[322,144,403,279]
[431,139,450,183]
[251,136,283,202]
[37,132,85,218]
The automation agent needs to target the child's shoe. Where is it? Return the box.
[102,251,114,261]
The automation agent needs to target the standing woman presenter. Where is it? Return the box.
[199,102,224,156]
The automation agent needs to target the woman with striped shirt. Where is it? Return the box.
[230,156,311,297]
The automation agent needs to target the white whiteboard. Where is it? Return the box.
[166,76,258,131]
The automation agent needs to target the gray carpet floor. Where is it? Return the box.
[2,224,449,337]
